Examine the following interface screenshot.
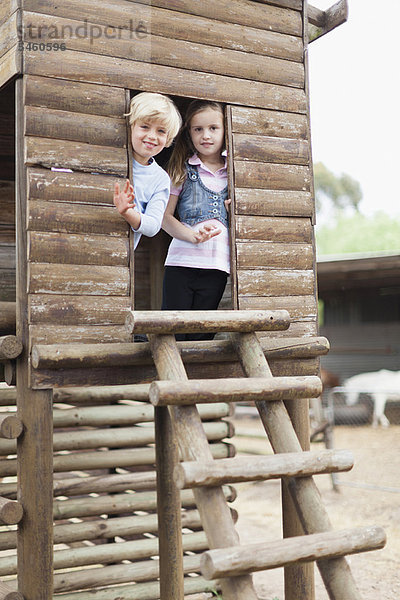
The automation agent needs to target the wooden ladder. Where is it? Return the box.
[126,310,386,600]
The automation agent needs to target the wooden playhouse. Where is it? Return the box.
[0,1,386,599]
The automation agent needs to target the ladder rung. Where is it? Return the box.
[149,376,322,406]
[200,526,386,579]
[125,309,290,334]
[174,449,354,489]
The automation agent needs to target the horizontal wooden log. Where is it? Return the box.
[236,242,313,269]
[0,469,156,501]
[233,134,309,165]
[28,166,120,206]
[20,3,303,66]
[0,386,16,406]
[0,530,208,576]
[24,49,306,115]
[175,449,353,489]
[0,337,22,361]
[54,531,207,573]
[150,376,322,406]
[28,263,130,296]
[28,231,129,267]
[234,161,311,190]
[130,0,302,35]
[52,553,202,593]
[237,269,315,297]
[25,136,127,175]
[126,310,290,335]
[0,414,22,439]
[0,507,220,551]
[52,486,234,521]
[31,355,321,389]
[24,75,126,117]
[25,105,127,148]
[28,199,128,237]
[24,11,304,89]
[236,215,312,242]
[0,497,22,525]
[32,332,329,376]
[0,580,22,600]
[201,526,386,579]
[0,303,15,335]
[29,324,130,347]
[239,296,317,321]
[53,470,156,498]
[230,106,307,138]
[0,421,231,454]
[28,294,130,326]
[31,336,329,370]
[0,443,233,477]
[52,401,231,426]
[50,576,216,600]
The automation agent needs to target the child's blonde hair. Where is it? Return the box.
[168,100,225,187]
[126,92,182,147]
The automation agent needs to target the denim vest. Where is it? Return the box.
[176,163,228,228]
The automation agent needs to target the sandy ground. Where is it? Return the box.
[230,419,400,600]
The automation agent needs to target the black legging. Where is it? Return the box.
[162,266,228,341]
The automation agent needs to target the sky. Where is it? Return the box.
[308,0,400,219]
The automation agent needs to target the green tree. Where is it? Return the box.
[314,162,362,213]
[316,211,400,255]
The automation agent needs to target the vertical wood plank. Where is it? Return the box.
[284,4,315,597]
[154,405,184,600]
[15,77,54,599]
[226,106,238,309]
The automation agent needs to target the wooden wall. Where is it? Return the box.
[6,0,318,388]
[228,104,318,337]
[0,385,234,597]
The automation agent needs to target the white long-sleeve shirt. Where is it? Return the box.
[131,157,170,249]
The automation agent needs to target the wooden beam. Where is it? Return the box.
[175,449,353,488]
[31,336,328,370]
[201,526,386,579]
[308,1,348,42]
[149,376,322,406]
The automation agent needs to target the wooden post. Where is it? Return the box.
[149,334,258,600]
[15,77,54,599]
[154,405,184,600]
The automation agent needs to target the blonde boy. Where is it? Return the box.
[113,92,181,249]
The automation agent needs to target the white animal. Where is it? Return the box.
[341,369,400,427]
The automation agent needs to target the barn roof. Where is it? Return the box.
[317,252,400,292]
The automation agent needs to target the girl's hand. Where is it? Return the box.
[193,223,221,244]
[114,179,136,214]
[224,198,232,211]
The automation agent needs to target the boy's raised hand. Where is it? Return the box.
[114,179,136,215]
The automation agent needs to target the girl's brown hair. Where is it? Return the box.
[168,100,225,188]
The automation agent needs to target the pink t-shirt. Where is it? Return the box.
[165,154,230,274]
